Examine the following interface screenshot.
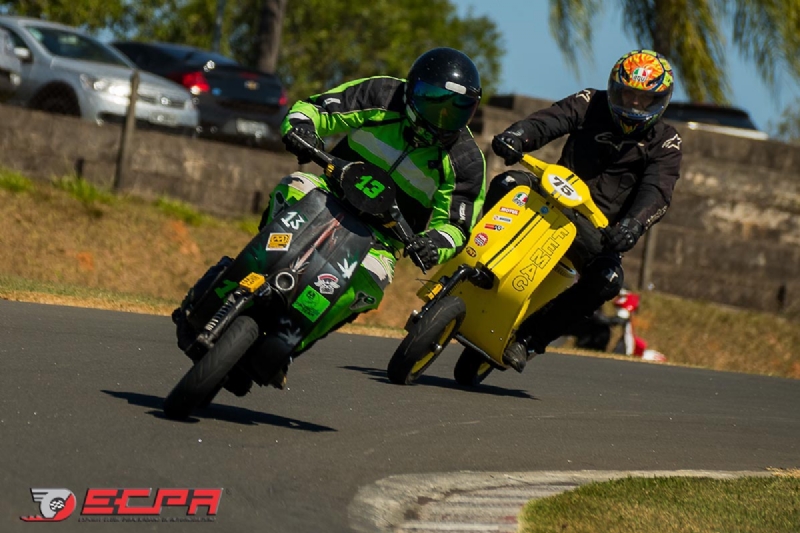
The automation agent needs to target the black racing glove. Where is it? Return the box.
[491,129,526,165]
[405,234,439,272]
[604,218,644,253]
[282,122,320,164]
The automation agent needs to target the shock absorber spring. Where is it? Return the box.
[204,295,237,333]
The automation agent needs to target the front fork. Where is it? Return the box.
[405,264,494,331]
[192,273,273,351]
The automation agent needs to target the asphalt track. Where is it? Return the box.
[1,300,798,532]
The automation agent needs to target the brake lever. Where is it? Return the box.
[287,130,329,168]
[386,204,427,275]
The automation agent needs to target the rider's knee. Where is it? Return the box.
[486,170,537,211]
[580,255,625,301]
[260,172,322,230]
[360,254,395,292]
[281,171,322,194]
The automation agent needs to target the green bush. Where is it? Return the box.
[155,196,207,226]
[51,175,115,205]
[0,168,34,193]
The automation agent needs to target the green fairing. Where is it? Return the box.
[264,175,386,352]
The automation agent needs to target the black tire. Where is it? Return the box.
[387,296,466,385]
[163,316,259,419]
[197,383,225,409]
[35,95,81,116]
[453,346,495,387]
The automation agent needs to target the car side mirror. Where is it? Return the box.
[14,47,31,62]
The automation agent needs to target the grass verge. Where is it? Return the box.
[519,471,800,533]
[1,174,799,378]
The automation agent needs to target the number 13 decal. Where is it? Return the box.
[355,175,386,199]
[281,211,306,230]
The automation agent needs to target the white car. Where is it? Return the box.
[0,26,21,101]
[0,16,198,135]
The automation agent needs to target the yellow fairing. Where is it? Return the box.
[424,186,578,360]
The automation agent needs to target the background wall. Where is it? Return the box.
[1,99,798,316]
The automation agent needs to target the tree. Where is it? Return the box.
[549,0,800,104]
[255,0,286,74]
[772,99,800,142]
[0,0,502,104]
[0,0,124,30]
[272,0,503,100]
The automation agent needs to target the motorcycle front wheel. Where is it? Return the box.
[387,296,466,385]
[163,315,259,419]
[453,346,495,387]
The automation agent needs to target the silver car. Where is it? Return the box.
[0,26,21,101]
[0,16,198,134]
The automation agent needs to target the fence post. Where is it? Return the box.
[637,224,658,291]
[114,70,140,192]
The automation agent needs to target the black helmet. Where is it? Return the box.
[405,47,482,144]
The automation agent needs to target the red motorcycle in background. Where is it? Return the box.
[565,289,667,362]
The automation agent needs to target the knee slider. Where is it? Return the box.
[582,257,624,301]
[486,170,537,211]
[491,170,535,191]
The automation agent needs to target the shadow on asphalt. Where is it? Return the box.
[340,366,537,400]
[101,390,337,431]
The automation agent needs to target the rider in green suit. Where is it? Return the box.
[175,47,486,393]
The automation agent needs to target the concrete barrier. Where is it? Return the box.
[1,96,798,316]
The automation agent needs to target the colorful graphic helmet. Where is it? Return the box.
[607,49,674,135]
[405,47,482,145]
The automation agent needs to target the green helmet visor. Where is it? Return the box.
[409,80,481,132]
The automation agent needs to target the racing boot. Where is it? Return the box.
[223,366,253,397]
[502,302,560,373]
[502,334,545,373]
[269,362,290,390]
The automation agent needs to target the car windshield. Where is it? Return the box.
[158,45,239,67]
[663,106,759,130]
[26,25,129,67]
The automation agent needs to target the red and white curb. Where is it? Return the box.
[348,470,770,533]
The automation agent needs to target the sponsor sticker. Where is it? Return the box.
[632,66,652,82]
[493,215,513,224]
[484,223,504,231]
[267,233,292,251]
[314,273,340,295]
[474,233,489,247]
[465,246,477,258]
[292,286,330,321]
[512,192,528,207]
[500,206,520,216]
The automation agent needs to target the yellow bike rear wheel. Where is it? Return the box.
[453,346,495,387]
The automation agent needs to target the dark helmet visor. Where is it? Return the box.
[608,81,671,118]
[409,80,481,132]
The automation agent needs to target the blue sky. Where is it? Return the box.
[452,0,800,133]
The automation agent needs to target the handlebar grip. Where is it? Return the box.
[387,206,427,274]
[286,130,331,168]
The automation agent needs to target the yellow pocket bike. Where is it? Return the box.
[387,154,608,386]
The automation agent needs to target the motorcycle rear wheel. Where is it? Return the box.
[163,316,259,419]
[453,346,495,387]
[387,296,466,385]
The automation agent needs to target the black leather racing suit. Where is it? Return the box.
[489,88,682,353]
